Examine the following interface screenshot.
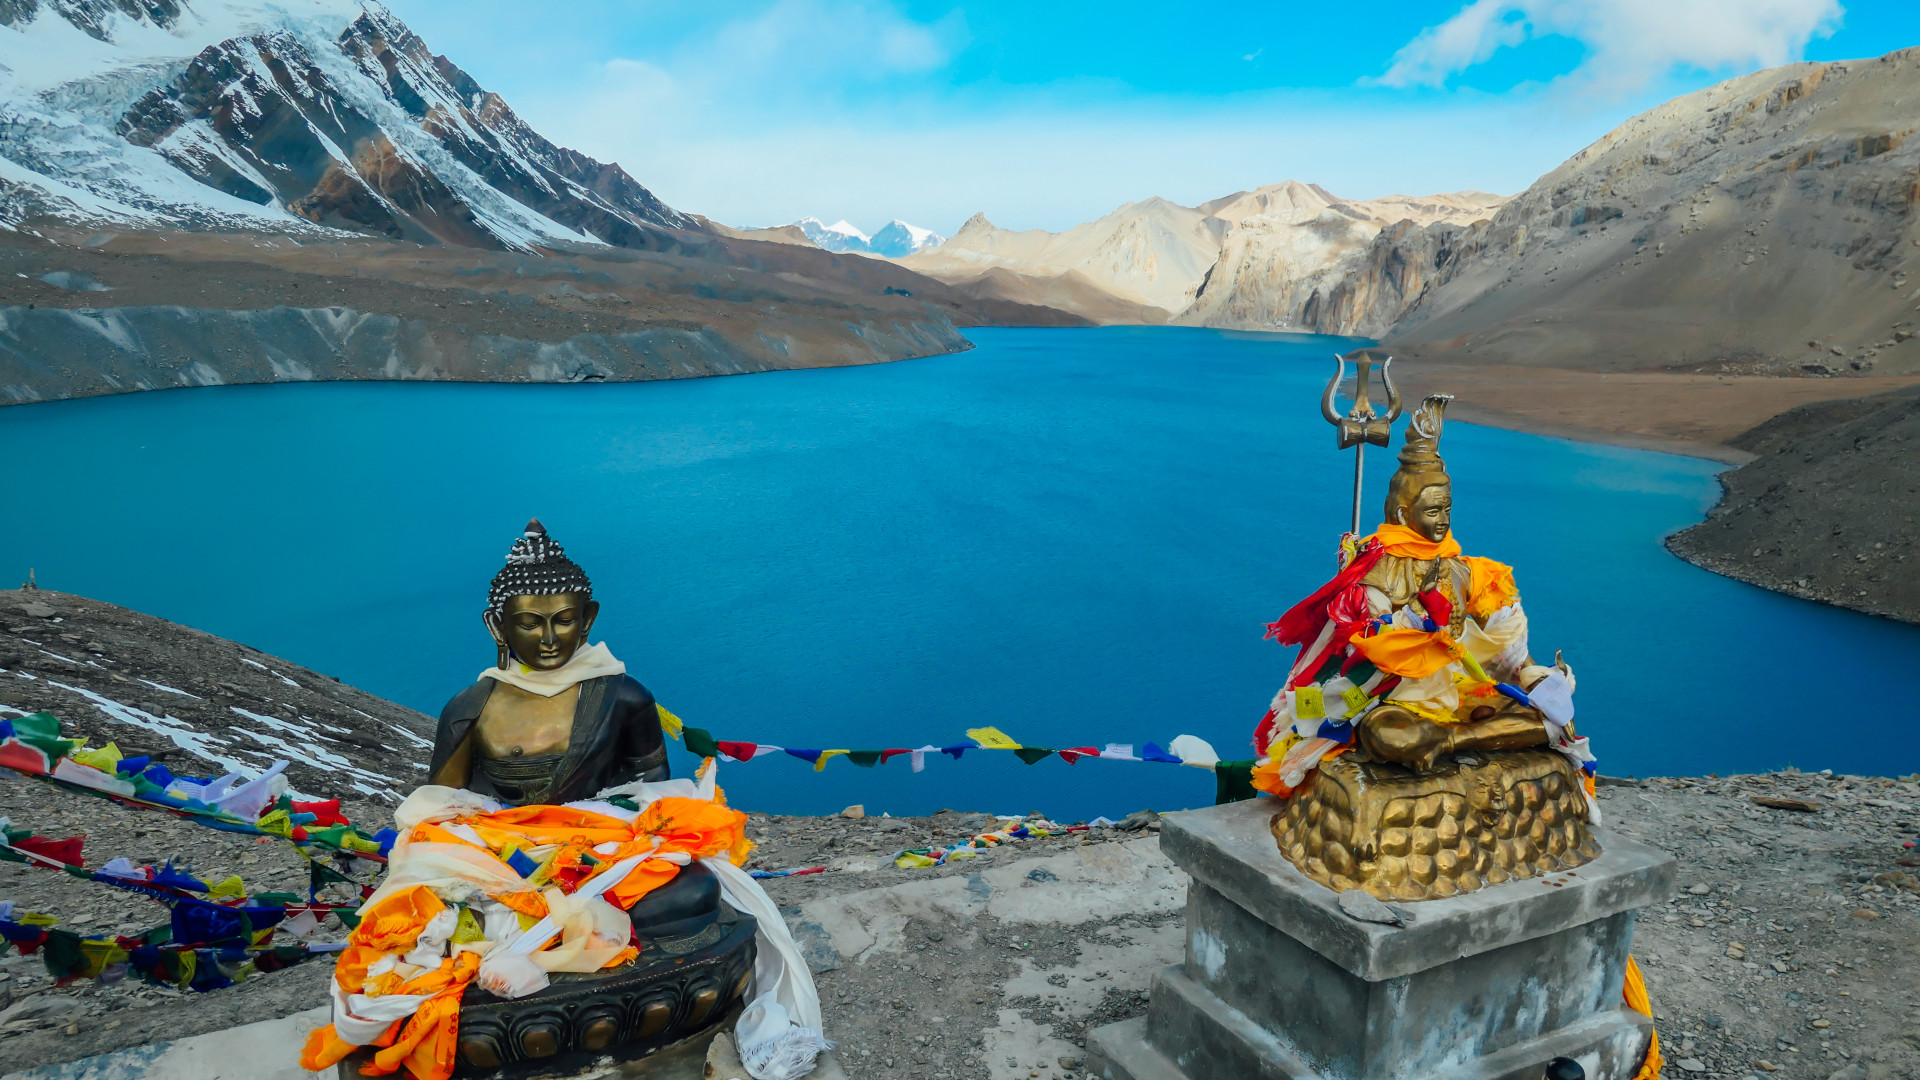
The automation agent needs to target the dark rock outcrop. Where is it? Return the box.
[1668,384,1920,623]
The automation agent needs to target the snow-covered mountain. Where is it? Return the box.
[0,0,692,247]
[793,216,944,257]
[867,219,943,257]
[794,217,871,253]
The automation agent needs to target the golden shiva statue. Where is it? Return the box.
[1252,378,1600,902]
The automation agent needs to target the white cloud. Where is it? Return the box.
[1378,0,1842,94]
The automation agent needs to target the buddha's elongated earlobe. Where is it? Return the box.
[484,609,510,669]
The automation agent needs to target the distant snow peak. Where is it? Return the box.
[869,219,944,257]
[794,216,944,257]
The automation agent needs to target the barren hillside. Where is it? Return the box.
[1299,50,1920,379]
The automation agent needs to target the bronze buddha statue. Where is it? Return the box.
[397,520,754,1078]
[427,519,670,804]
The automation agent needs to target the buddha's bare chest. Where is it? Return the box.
[475,684,579,760]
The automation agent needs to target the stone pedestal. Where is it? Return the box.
[1087,798,1674,1080]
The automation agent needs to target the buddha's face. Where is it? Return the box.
[1399,483,1452,542]
[488,593,599,670]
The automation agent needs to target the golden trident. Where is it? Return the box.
[1319,348,1402,536]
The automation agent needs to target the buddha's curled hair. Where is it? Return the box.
[487,518,592,616]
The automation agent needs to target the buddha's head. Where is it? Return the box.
[1382,394,1455,543]
[484,519,599,671]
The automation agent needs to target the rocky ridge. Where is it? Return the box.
[898,184,1503,325]
[0,217,1092,406]
[0,587,433,800]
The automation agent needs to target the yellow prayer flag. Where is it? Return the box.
[70,742,123,773]
[656,705,686,739]
[18,912,59,926]
[255,809,294,837]
[894,852,937,869]
[1293,687,1326,721]
[1341,685,1372,717]
[965,726,1023,750]
[814,750,850,772]
[78,939,129,978]
[208,875,246,900]
[451,906,486,944]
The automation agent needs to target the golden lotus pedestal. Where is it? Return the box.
[1271,749,1601,901]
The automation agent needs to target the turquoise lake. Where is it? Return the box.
[2,326,1916,819]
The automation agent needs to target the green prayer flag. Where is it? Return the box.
[1215,761,1258,805]
[333,908,362,931]
[309,860,351,891]
[1013,747,1055,766]
[16,735,80,760]
[846,751,882,767]
[605,796,639,811]
[251,892,302,908]
[11,712,60,742]
[682,727,720,758]
[40,928,85,978]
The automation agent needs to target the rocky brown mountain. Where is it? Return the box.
[1296,49,1920,380]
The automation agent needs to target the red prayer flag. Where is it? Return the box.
[1057,747,1101,764]
[716,741,759,762]
[878,749,911,764]
[15,835,84,865]
[292,799,348,827]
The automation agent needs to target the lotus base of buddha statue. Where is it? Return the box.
[1270,749,1600,902]
[336,903,757,1080]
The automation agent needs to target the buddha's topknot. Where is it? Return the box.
[487,519,592,616]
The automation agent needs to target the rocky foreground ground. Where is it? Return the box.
[1,593,1918,1080]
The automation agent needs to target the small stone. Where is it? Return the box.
[18,602,55,619]
[1847,909,1880,920]
[1826,1065,1867,1080]
[1754,1061,1779,1072]
[1336,889,1405,926]
[1771,959,1791,973]
[1811,1018,1832,1028]
[1688,884,1712,895]
[1751,796,1822,812]
[1058,1054,1084,1069]
[62,1021,79,1035]
[1118,809,1160,831]
[840,805,864,819]
[1676,1058,1707,1073]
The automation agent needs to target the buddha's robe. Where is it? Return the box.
[1250,524,1579,797]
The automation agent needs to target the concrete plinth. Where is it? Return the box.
[1087,798,1674,1080]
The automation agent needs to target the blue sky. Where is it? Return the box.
[385,0,1918,235]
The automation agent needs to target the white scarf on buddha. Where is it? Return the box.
[481,641,626,698]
